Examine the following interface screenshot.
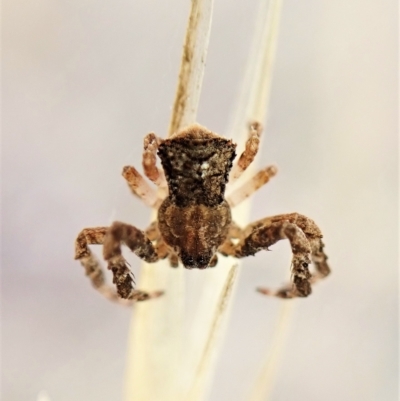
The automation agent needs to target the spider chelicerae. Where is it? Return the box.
[75,122,330,304]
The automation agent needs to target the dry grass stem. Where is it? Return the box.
[186,265,239,401]
[230,1,297,400]
[182,1,285,400]
[168,0,214,136]
[124,1,214,401]
[230,0,283,143]
[247,302,295,401]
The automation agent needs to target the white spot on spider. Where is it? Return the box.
[201,162,209,178]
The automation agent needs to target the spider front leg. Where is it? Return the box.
[122,166,162,208]
[219,213,330,298]
[142,132,167,188]
[229,121,263,184]
[227,165,277,207]
[75,224,163,303]
[121,132,169,209]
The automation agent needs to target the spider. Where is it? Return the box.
[75,122,330,304]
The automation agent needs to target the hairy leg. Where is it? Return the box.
[122,166,162,208]
[144,220,160,240]
[75,226,163,303]
[168,252,179,268]
[227,165,277,207]
[308,237,331,281]
[102,221,164,300]
[217,222,244,256]
[142,132,167,188]
[229,122,262,183]
[219,213,330,298]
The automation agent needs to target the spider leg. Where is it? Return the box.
[102,221,166,299]
[229,121,262,184]
[144,220,160,240]
[168,252,179,268]
[75,226,163,303]
[256,235,330,298]
[217,222,244,256]
[144,221,171,262]
[219,213,330,298]
[142,132,168,188]
[226,165,277,207]
[122,166,163,208]
[308,236,330,281]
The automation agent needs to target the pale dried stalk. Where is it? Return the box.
[235,1,296,401]
[183,1,284,400]
[168,0,213,136]
[124,1,214,401]
[186,265,239,401]
[247,302,294,401]
[230,0,283,143]
[182,259,240,400]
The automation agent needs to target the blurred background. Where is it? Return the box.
[2,0,398,400]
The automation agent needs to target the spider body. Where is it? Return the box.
[75,123,331,304]
[157,128,235,269]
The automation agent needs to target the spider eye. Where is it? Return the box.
[181,252,211,269]
[180,252,195,268]
[196,255,208,266]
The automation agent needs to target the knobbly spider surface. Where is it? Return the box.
[75,123,330,304]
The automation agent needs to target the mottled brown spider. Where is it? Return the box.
[75,122,330,304]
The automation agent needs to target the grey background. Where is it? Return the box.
[2,0,398,400]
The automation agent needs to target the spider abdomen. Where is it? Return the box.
[158,198,231,269]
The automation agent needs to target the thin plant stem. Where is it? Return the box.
[168,0,214,136]
[247,302,295,401]
[183,1,284,401]
[124,1,214,401]
[230,0,283,142]
[228,1,296,400]
[186,265,239,401]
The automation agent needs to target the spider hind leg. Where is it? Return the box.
[219,213,330,299]
[75,224,163,304]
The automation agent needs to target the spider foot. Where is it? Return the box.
[107,255,135,299]
[107,255,163,301]
[256,279,312,299]
[256,256,313,299]
[257,285,298,299]
[129,289,165,302]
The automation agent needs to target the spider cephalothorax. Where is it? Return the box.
[75,123,330,304]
